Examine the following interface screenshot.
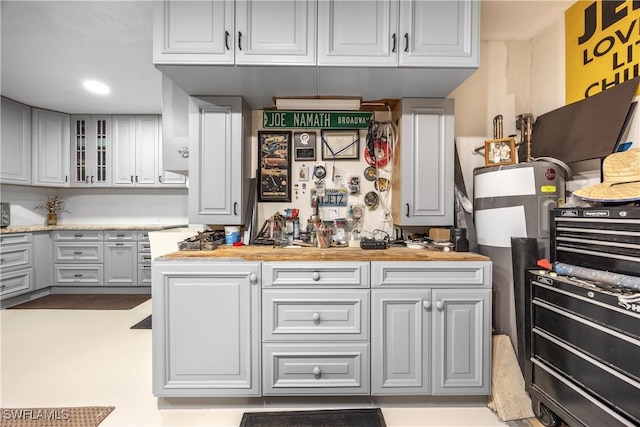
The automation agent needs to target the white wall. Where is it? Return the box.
[1,184,188,226]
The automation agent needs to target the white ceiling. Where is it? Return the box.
[0,0,574,115]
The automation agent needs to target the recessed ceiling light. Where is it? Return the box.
[83,80,110,95]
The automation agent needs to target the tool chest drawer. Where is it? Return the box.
[371,261,490,287]
[262,262,369,288]
[262,343,370,395]
[52,230,103,241]
[262,289,369,342]
[54,264,103,285]
[54,242,103,263]
[0,244,32,271]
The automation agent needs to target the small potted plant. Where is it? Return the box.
[35,195,69,226]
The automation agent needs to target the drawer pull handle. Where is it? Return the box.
[143,256,151,261]
[115,243,124,246]
[74,274,83,278]
[249,273,257,284]
[74,234,83,238]
[0,259,4,263]
[312,312,320,322]
[312,272,320,281]
[312,366,321,377]
[117,234,125,238]
[142,266,151,269]
[73,251,83,255]
[423,300,431,310]
[436,301,444,311]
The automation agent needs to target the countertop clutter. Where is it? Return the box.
[0,224,187,234]
[159,244,489,262]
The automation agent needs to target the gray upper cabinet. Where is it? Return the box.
[153,0,235,64]
[398,0,479,67]
[32,108,70,187]
[319,0,478,67]
[1,97,31,185]
[154,0,316,66]
[235,0,316,65]
[391,98,454,226]
[70,115,112,187]
[112,115,160,187]
[152,261,261,396]
[188,96,251,226]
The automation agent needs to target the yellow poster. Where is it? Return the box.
[565,0,640,104]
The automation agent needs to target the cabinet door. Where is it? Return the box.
[235,0,316,65]
[33,232,52,290]
[318,0,398,66]
[1,97,31,185]
[153,0,234,64]
[371,288,431,395]
[104,242,137,286]
[392,98,454,226]
[399,0,479,67]
[32,108,70,187]
[112,115,137,186]
[189,96,249,225]
[71,115,112,187]
[152,262,261,396]
[135,115,160,186]
[432,288,491,395]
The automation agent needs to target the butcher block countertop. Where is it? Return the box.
[158,245,490,262]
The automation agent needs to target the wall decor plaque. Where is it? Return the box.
[258,131,292,202]
[294,132,317,160]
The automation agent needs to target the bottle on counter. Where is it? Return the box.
[451,228,469,252]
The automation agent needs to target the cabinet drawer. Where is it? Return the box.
[262,262,369,288]
[138,241,151,253]
[105,231,136,241]
[137,231,150,241]
[138,253,152,264]
[138,264,152,285]
[0,268,33,297]
[263,289,369,342]
[0,233,31,245]
[371,261,490,287]
[0,244,32,271]
[54,264,103,285]
[54,242,103,263]
[263,343,370,395]
[53,230,103,241]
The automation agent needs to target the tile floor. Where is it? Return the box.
[1,299,511,427]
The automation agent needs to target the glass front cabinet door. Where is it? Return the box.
[71,115,112,187]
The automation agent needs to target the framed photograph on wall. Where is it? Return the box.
[258,131,291,202]
[484,137,516,167]
[321,129,360,160]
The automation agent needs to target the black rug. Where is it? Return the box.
[239,408,386,427]
[130,315,152,329]
[10,294,150,310]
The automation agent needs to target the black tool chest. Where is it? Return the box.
[525,207,640,427]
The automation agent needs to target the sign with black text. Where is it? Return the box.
[565,0,640,103]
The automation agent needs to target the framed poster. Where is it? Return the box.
[258,131,291,202]
[321,129,360,160]
[484,137,516,167]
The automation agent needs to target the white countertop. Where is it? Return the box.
[0,224,187,234]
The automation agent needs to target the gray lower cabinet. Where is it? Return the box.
[104,231,137,286]
[152,261,261,396]
[261,262,370,396]
[0,232,34,299]
[53,231,104,286]
[371,261,492,396]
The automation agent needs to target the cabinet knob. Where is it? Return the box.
[312,312,320,322]
[423,300,431,310]
[436,301,444,311]
[311,272,320,281]
[249,273,257,284]
[312,366,321,377]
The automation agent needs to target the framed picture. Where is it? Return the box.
[321,129,360,160]
[294,132,317,161]
[258,131,291,202]
[484,137,516,167]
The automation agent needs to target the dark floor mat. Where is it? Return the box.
[131,315,152,329]
[239,408,386,427]
[9,294,150,310]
